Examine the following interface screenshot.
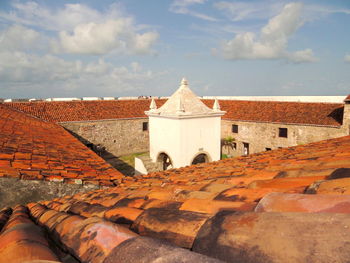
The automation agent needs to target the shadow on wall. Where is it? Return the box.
[100,151,135,177]
[63,128,91,145]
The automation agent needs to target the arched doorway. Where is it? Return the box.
[191,153,209,165]
[157,153,173,171]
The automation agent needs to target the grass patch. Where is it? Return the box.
[119,152,149,167]
[221,154,229,159]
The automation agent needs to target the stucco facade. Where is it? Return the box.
[146,78,225,170]
[61,118,149,157]
[149,116,222,168]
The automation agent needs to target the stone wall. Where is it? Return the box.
[221,120,349,157]
[60,118,150,157]
[0,178,99,209]
[59,116,350,160]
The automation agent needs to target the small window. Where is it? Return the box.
[265,148,271,151]
[279,128,288,138]
[142,122,148,131]
[232,124,238,133]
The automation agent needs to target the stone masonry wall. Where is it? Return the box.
[0,178,99,210]
[59,116,349,160]
[221,120,349,157]
[60,118,149,157]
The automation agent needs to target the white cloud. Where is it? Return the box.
[0,2,159,55]
[170,0,218,21]
[214,1,350,22]
[0,2,117,31]
[0,51,163,96]
[304,4,350,21]
[214,1,283,21]
[52,19,158,55]
[217,2,317,62]
[0,24,41,51]
[345,54,350,63]
[288,49,317,63]
[0,51,81,82]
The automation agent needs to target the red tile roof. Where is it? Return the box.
[5,100,165,122]
[1,134,350,262]
[6,99,344,126]
[0,104,123,185]
[1,98,350,262]
[205,100,343,126]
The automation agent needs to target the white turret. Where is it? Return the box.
[145,78,225,170]
[213,98,221,111]
[149,98,157,111]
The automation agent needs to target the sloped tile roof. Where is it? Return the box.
[5,100,165,122]
[206,100,343,126]
[0,104,123,186]
[6,99,343,126]
[2,134,350,262]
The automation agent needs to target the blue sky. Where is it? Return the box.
[0,0,349,98]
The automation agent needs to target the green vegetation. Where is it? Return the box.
[221,154,229,159]
[222,136,235,146]
[119,152,148,167]
[224,136,235,143]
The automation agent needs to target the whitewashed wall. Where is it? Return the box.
[149,115,221,168]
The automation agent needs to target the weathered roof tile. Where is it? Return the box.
[193,210,350,263]
[7,99,343,126]
[255,192,350,213]
[0,104,124,185]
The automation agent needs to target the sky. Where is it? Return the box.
[0,0,349,99]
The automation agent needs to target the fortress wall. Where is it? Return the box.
[60,117,348,159]
[221,120,348,157]
[61,118,150,157]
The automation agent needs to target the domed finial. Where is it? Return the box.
[149,98,157,111]
[213,98,221,111]
[181,78,188,87]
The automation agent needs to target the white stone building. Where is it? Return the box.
[135,78,225,173]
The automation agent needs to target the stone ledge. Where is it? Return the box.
[0,177,99,209]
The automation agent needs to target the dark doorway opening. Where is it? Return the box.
[157,153,173,170]
[192,153,209,165]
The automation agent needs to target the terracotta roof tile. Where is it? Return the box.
[6,99,344,126]
[0,104,124,185]
[104,236,222,263]
[6,100,166,122]
[0,205,60,262]
[16,134,349,261]
[255,192,350,213]
[2,100,350,262]
[192,210,350,263]
[25,203,220,263]
[131,207,210,248]
[209,100,343,126]
[313,177,350,194]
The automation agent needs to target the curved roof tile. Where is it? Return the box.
[6,99,343,126]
